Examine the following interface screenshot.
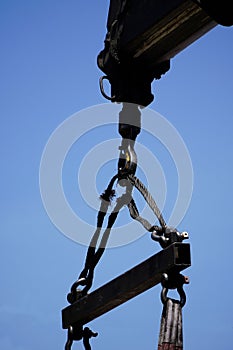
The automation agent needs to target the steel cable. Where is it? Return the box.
[128,174,166,229]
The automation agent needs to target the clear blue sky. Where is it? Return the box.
[1,1,233,349]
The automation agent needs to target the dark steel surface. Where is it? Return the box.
[120,0,217,65]
[62,243,191,329]
[158,298,183,350]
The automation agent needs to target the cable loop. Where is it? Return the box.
[128,174,166,230]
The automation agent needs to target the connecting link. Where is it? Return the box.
[65,324,98,350]
[151,226,189,248]
[67,278,88,304]
[118,103,141,141]
[161,273,190,308]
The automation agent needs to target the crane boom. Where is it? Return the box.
[97,0,232,106]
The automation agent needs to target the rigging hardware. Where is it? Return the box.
[62,242,191,329]
[60,0,233,347]
[64,102,191,349]
[65,324,98,350]
[64,139,190,350]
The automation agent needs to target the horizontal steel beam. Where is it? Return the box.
[62,243,191,329]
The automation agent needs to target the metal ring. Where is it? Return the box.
[67,277,87,303]
[99,76,115,101]
[70,277,87,294]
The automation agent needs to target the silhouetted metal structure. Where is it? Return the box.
[62,2,232,349]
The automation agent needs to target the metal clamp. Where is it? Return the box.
[151,226,189,248]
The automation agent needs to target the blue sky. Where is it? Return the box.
[1,1,233,349]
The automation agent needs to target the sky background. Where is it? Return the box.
[1,1,233,349]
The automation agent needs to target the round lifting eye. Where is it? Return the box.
[99,76,116,101]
